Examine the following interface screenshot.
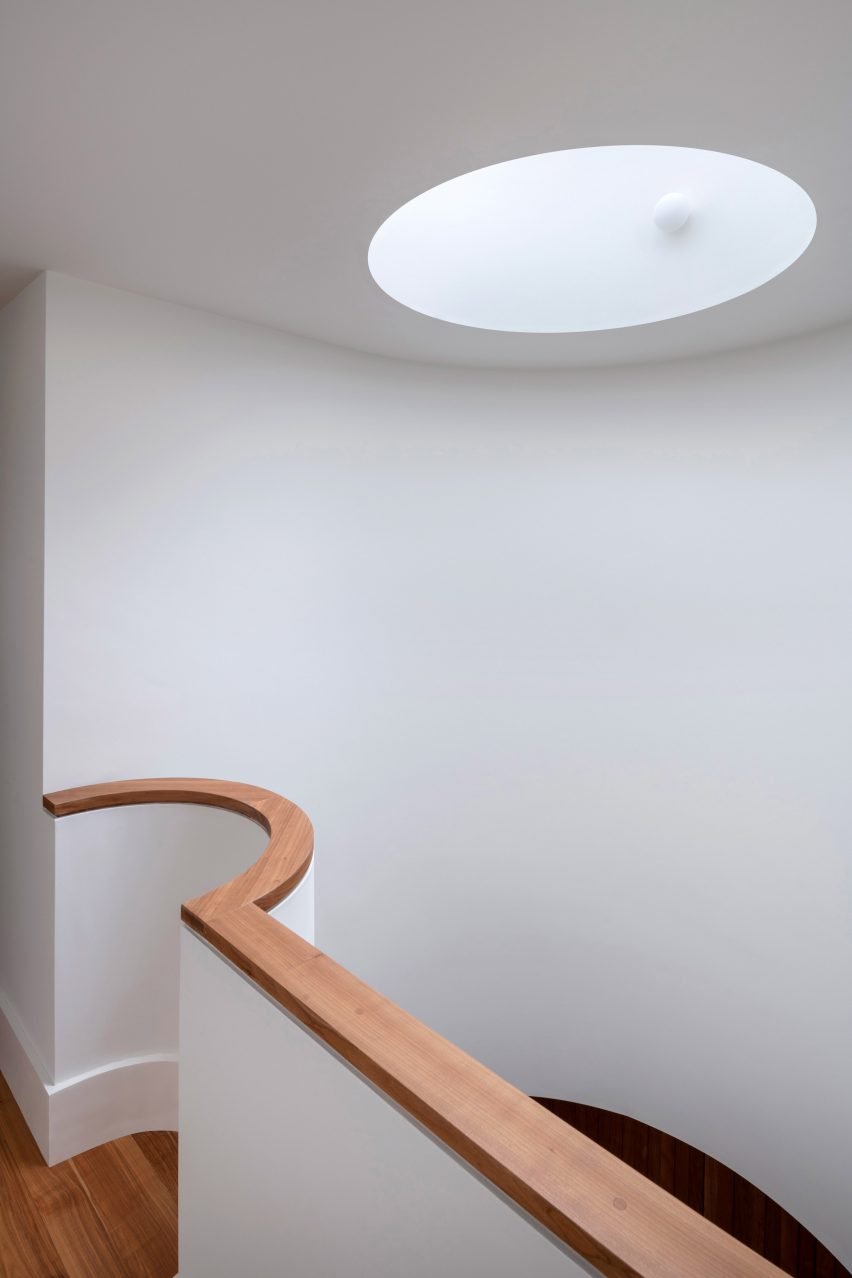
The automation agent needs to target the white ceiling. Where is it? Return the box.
[2,0,851,370]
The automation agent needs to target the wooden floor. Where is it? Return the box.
[0,1073,178,1278]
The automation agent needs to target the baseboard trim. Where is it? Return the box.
[47,1054,178,1165]
[0,991,51,1159]
[1,995,178,1165]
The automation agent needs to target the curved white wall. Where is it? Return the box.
[50,803,269,1163]
[38,273,852,1262]
[54,804,267,1080]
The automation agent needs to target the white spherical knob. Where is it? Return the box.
[654,192,692,232]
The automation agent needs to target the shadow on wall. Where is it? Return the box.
[534,1098,849,1278]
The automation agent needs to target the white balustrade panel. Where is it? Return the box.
[179,927,591,1278]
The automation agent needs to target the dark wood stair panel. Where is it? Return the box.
[533,1097,850,1278]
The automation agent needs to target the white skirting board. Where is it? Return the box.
[0,990,51,1157]
[46,1054,178,1165]
[0,992,177,1165]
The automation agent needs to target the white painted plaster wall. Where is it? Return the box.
[0,277,56,1118]
[53,804,266,1080]
[40,274,852,1262]
[179,927,589,1278]
[46,801,310,1163]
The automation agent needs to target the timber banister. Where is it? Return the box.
[43,777,314,920]
[44,778,787,1278]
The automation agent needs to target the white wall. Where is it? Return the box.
[180,926,589,1278]
[42,273,852,1263]
[0,275,312,1161]
[46,802,310,1164]
[0,277,56,1125]
[54,804,267,1080]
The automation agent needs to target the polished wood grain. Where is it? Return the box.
[0,1071,177,1278]
[535,1098,850,1278]
[44,777,314,917]
[43,779,788,1278]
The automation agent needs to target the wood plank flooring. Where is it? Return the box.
[0,1073,177,1278]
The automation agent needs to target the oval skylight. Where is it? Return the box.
[367,146,816,333]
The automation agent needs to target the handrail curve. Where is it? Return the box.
[44,778,786,1278]
[44,777,314,926]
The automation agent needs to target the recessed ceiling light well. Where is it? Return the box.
[367,146,816,333]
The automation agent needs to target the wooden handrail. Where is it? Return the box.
[43,777,314,918]
[44,778,786,1278]
[534,1097,850,1278]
